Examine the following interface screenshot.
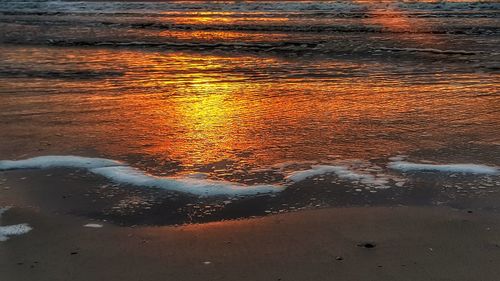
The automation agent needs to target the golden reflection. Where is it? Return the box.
[3,46,498,170]
[100,50,498,169]
[357,2,439,46]
[170,77,245,165]
[367,9,415,32]
[164,13,289,25]
[159,30,289,42]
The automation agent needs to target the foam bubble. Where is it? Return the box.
[0,207,32,242]
[84,223,103,228]
[285,165,389,189]
[389,161,498,175]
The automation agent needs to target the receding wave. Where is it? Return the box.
[43,39,320,52]
[389,161,499,174]
[1,156,498,197]
[0,69,124,79]
[0,156,284,197]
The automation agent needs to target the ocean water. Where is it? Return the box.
[0,1,499,224]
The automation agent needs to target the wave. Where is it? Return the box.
[389,161,499,174]
[122,22,500,35]
[46,40,318,48]
[30,40,495,59]
[4,17,498,35]
[42,39,322,53]
[285,165,390,188]
[0,69,124,79]
[2,10,497,19]
[1,1,498,14]
[12,39,488,58]
[1,156,498,197]
[376,47,497,56]
[1,156,393,196]
[0,156,284,197]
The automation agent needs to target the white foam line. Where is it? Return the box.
[84,223,103,228]
[285,165,389,189]
[389,161,499,175]
[91,166,282,197]
[0,207,32,242]
[0,155,124,170]
[0,156,283,197]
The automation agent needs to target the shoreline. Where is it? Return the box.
[2,169,500,280]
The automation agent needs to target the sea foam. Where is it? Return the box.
[0,156,283,197]
[91,166,282,196]
[84,223,103,228]
[0,207,32,242]
[0,155,123,170]
[389,161,498,175]
[285,165,389,189]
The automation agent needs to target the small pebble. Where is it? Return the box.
[357,242,376,249]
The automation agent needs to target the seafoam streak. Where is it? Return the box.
[0,156,283,197]
[389,161,499,175]
[285,165,389,189]
[91,166,282,196]
[0,207,32,242]
[0,155,123,170]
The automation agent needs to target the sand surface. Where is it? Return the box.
[2,169,500,280]
[2,202,500,281]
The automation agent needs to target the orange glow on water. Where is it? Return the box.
[1,46,498,172]
[163,12,290,25]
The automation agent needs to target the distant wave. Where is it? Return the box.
[2,10,498,18]
[0,69,124,79]
[2,17,498,35]
[376,47,498,56]
[1,1,498,14]
[27,40,495,58]
[41,39,322,53]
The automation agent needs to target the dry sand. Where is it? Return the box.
[2,204,500,281]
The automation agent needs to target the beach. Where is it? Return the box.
[3,193,500,280]
[2,168,500,280]
[1,1,499,280]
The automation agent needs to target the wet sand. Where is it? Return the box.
[2,175,500,281]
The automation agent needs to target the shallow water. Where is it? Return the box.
[0,1,499,224]
[1,46,498,175]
